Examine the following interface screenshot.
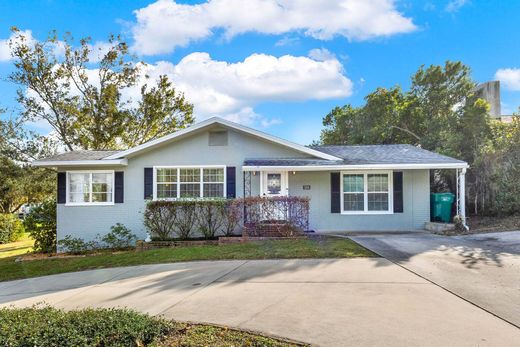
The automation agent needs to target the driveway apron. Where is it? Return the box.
[348,231,520,328]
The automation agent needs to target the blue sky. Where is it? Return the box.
[0,0,519,145]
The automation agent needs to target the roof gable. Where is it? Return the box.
[104,117,340,161]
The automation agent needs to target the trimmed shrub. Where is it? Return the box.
[222,199,244,236]
[196,199,226,239]
[143,201,177,240]
[0,305,173,347]
[172,200,197,239]
[102,223,137,249]
[24,199,56,253]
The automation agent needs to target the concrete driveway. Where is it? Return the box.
[1,258,519,346]
[349,231,520,329]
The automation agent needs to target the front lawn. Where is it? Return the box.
[0,236,375,282]
[0,305,303,347]
[0,233,34,259]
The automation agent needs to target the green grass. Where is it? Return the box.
[0,236,375,282]
[0,232,34,259]
[0,305,303,347]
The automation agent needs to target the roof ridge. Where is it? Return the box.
[71,150,123,153]
[313,143,415,148]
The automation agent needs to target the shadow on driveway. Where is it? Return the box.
[2,256,520,346]
[345,231,520,328]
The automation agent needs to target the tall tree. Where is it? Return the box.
[321,61,485,154]
[8,28,194,151]
[0,117,55,213]
[487,114,520,215]
[0,115,56,161]
[319,61,495,215]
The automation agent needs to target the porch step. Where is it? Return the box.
[425,222,455,232]
[244,221,304,237]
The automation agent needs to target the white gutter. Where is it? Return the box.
[31,159,128,167]
[242,162,469,171]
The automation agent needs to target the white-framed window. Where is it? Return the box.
[154,166,226,200]
[66,170,114,206]
[341,171,393,214]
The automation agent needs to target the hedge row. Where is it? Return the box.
[143,196,310,240]
[144,199,242,240]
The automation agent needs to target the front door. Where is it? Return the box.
[261,171,288,197]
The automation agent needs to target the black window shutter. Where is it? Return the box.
[226,166,236,198]
[393,171,404,213]
[115,171,124,203]
[57,172,66,204]
[331,172,341,213]
[144,168,153,199]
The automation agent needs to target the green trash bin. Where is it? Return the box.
[430,193,455,223]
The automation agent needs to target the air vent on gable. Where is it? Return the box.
[208,130,228,146]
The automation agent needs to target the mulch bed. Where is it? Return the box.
[466,215,520,233]
[15,249,131,262]
[438,215,520,235]
[137,234,308,251]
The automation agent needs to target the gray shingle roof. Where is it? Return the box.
[244,144,466,166]
[37,144,465,167]
[312,144,465,165]
[37,150,123,162]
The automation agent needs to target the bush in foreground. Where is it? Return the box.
[0,306,302,347]
[0,305,172,346]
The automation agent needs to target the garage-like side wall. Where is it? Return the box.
[57,127,310,242]
[288,170,430,231]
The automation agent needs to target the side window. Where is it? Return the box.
[67,171,114,205]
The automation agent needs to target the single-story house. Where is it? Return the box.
[33,117,469,243]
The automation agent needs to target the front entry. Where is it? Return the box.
[261,171,288,197]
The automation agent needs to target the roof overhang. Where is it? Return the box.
[242,162,469,171]
[104,117,341,161]
[32,159,128,168]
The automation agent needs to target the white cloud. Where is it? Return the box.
[87,41,114,63]
[127,51,352,127]
[445,0,469,13]
[131,0,417,55]
[275,36,300,47]
[23,51,351,130]
[308,48,335,62]
[495,68,520,91]
[0,30,35,62]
